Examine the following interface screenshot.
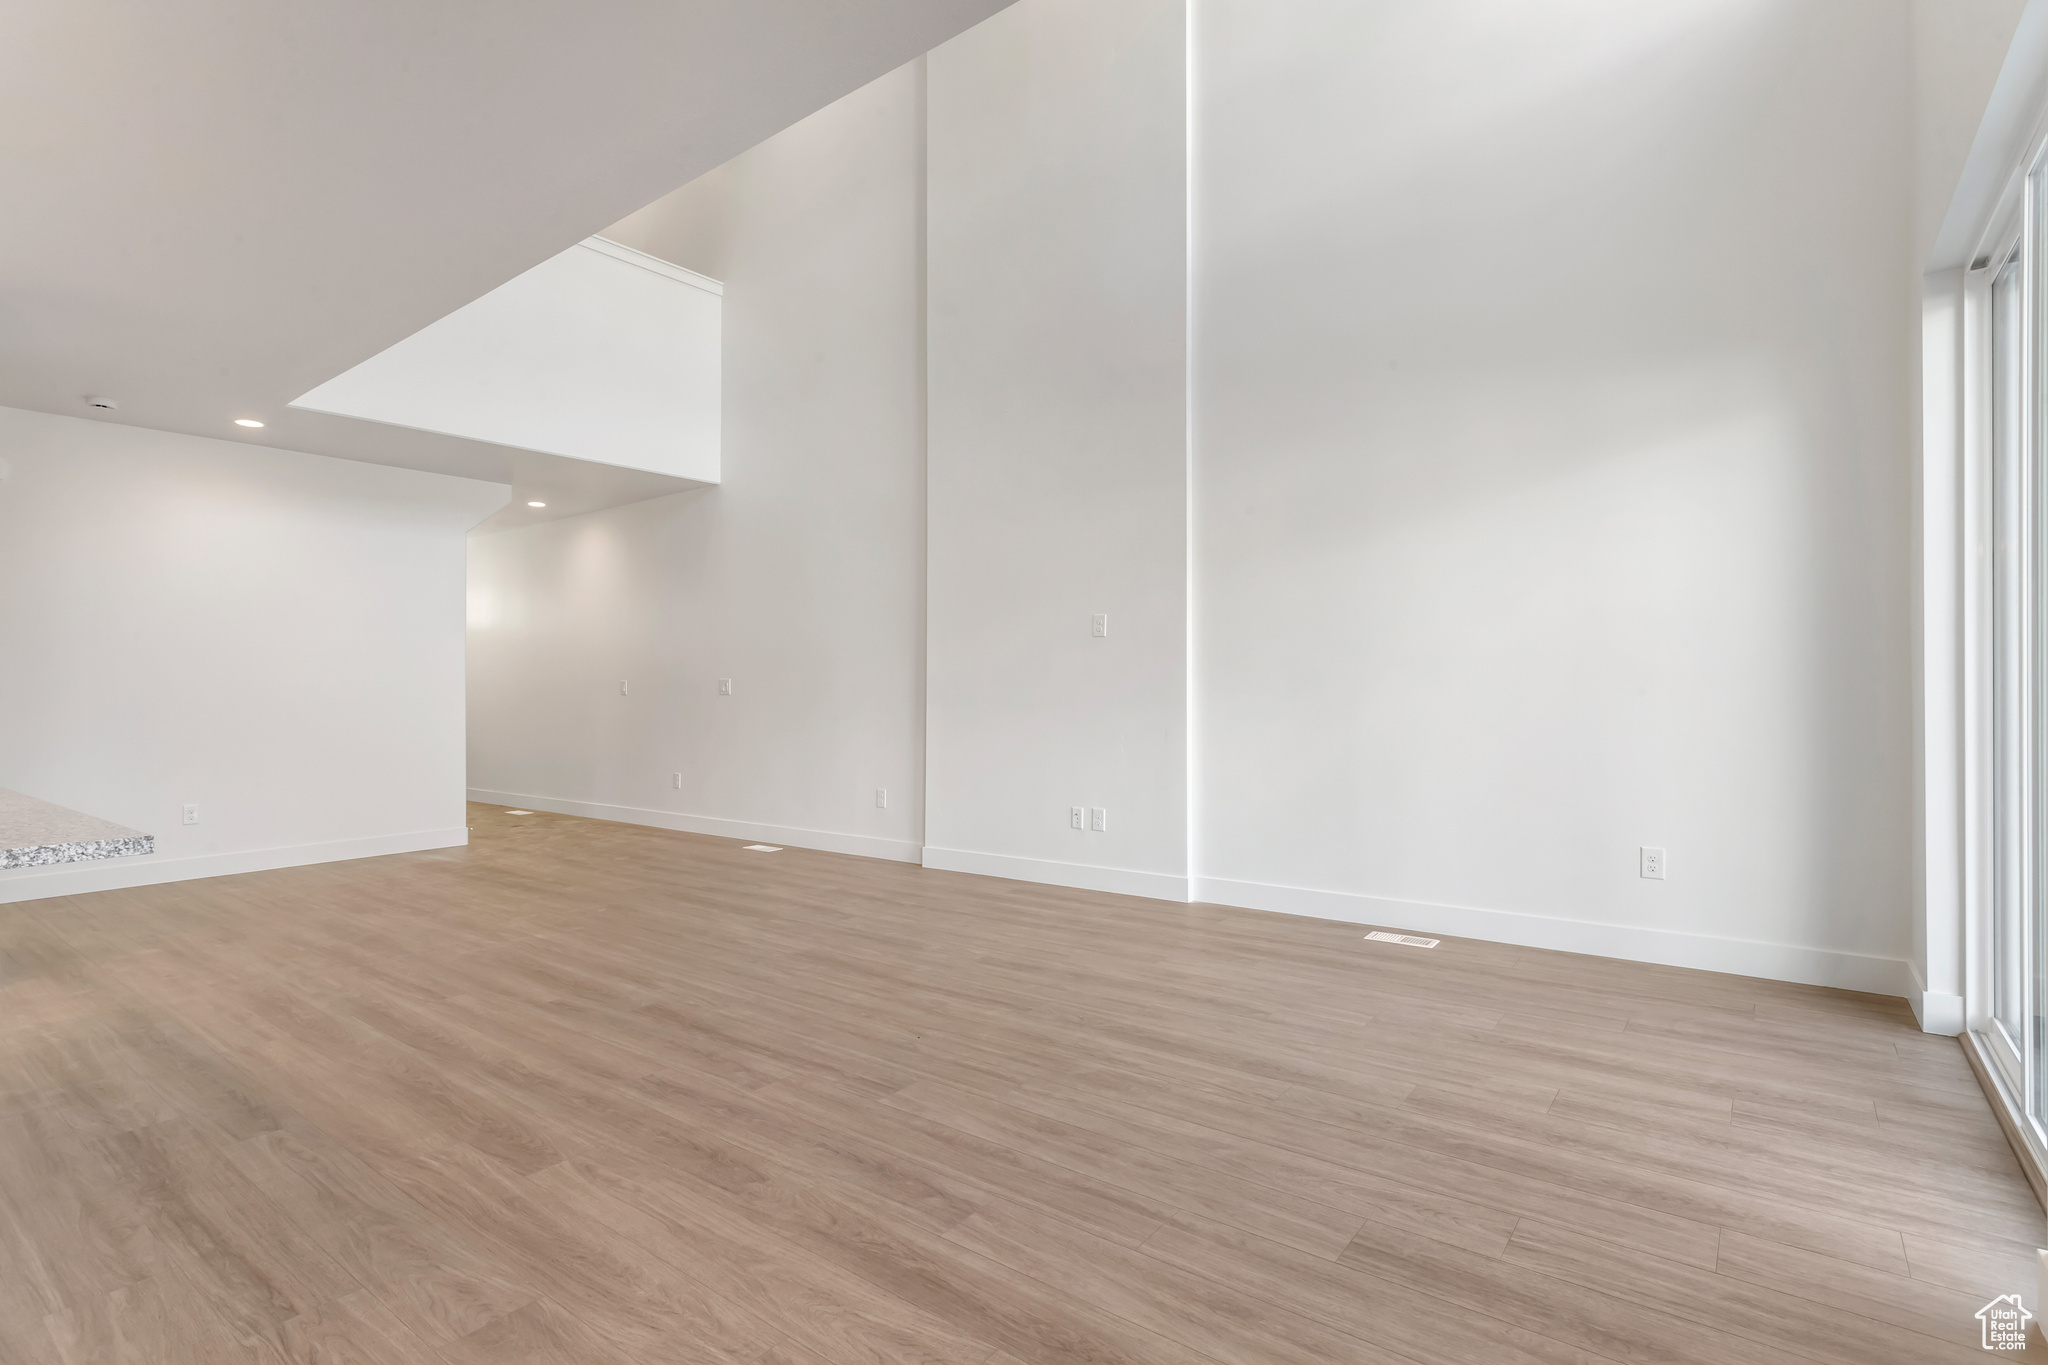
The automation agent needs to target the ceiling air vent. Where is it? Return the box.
[1365,931,1439,948]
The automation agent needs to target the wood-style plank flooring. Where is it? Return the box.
[0,802,2037,1363]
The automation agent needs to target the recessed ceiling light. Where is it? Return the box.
[234,418,264,428]
[527,500,546,508]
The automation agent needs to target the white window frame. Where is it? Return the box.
[1961,115,2048,1184]
[1966,209,2029,1097]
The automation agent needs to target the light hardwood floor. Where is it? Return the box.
[0,802,2037,1363]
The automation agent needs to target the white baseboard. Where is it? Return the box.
[919,846,1191,901]
[880,849,1912,1001]
[1913,990,1967,1036]
[468,789,922,864]
[1906,962,1966,1035]
[1192,875,1915,1000]
[0,827,469,905]
[1,790,1918,1005]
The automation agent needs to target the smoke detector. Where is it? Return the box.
[83,396,118,411]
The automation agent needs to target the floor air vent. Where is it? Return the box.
[1365,931,1439,948]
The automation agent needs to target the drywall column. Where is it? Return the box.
[923,0,1190,898]
[1916,267,1967,1033]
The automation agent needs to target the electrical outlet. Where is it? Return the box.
[875,788,887,808]
[672,772,682,789]
[620,679,629,696]
[182,804,199,825]
[1091,807,1107,832]
[1640,846,1666,880]
[718,678,733,696]
[1070,806,1086,830]
[1091,613,1109,638]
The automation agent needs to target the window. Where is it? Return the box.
[1970,148,2048,1144]
[1986,233,2030,1096]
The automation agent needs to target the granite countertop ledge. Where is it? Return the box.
[0,789,154,870]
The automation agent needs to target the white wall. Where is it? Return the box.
[0,404,504,902]
[922,0,1190,898]
[464,0,1986,1004]
[465,62,927,861]
[1911,0,2031,268]
[1191,0,1919,994]
[293,238,724,485]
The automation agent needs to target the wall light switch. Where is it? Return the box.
[620,679,629,696]
[1091,613,1109,638]
[875,788,888,808]
[1640,846,1666,880]
[718,678,733,696]
[182,804,199,825]
[1091,807,1107,832]
[1070,806,1086,830]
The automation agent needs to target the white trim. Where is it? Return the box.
[467,789,919,863]
[1958,256,1993,1039]
[482,795,1915,998]
[1183,0,1200,918]
[1193,876,1914,999]
[1910,961,1966,1033]
[1918,992,1967,1035]
[919,846,1192,901]
[1913,962,1968,1035]
[0,827,469,905]
[580,237,723,295]
[1922,270,1970,1033]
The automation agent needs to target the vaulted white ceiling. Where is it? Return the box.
[0,0,1008,513]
